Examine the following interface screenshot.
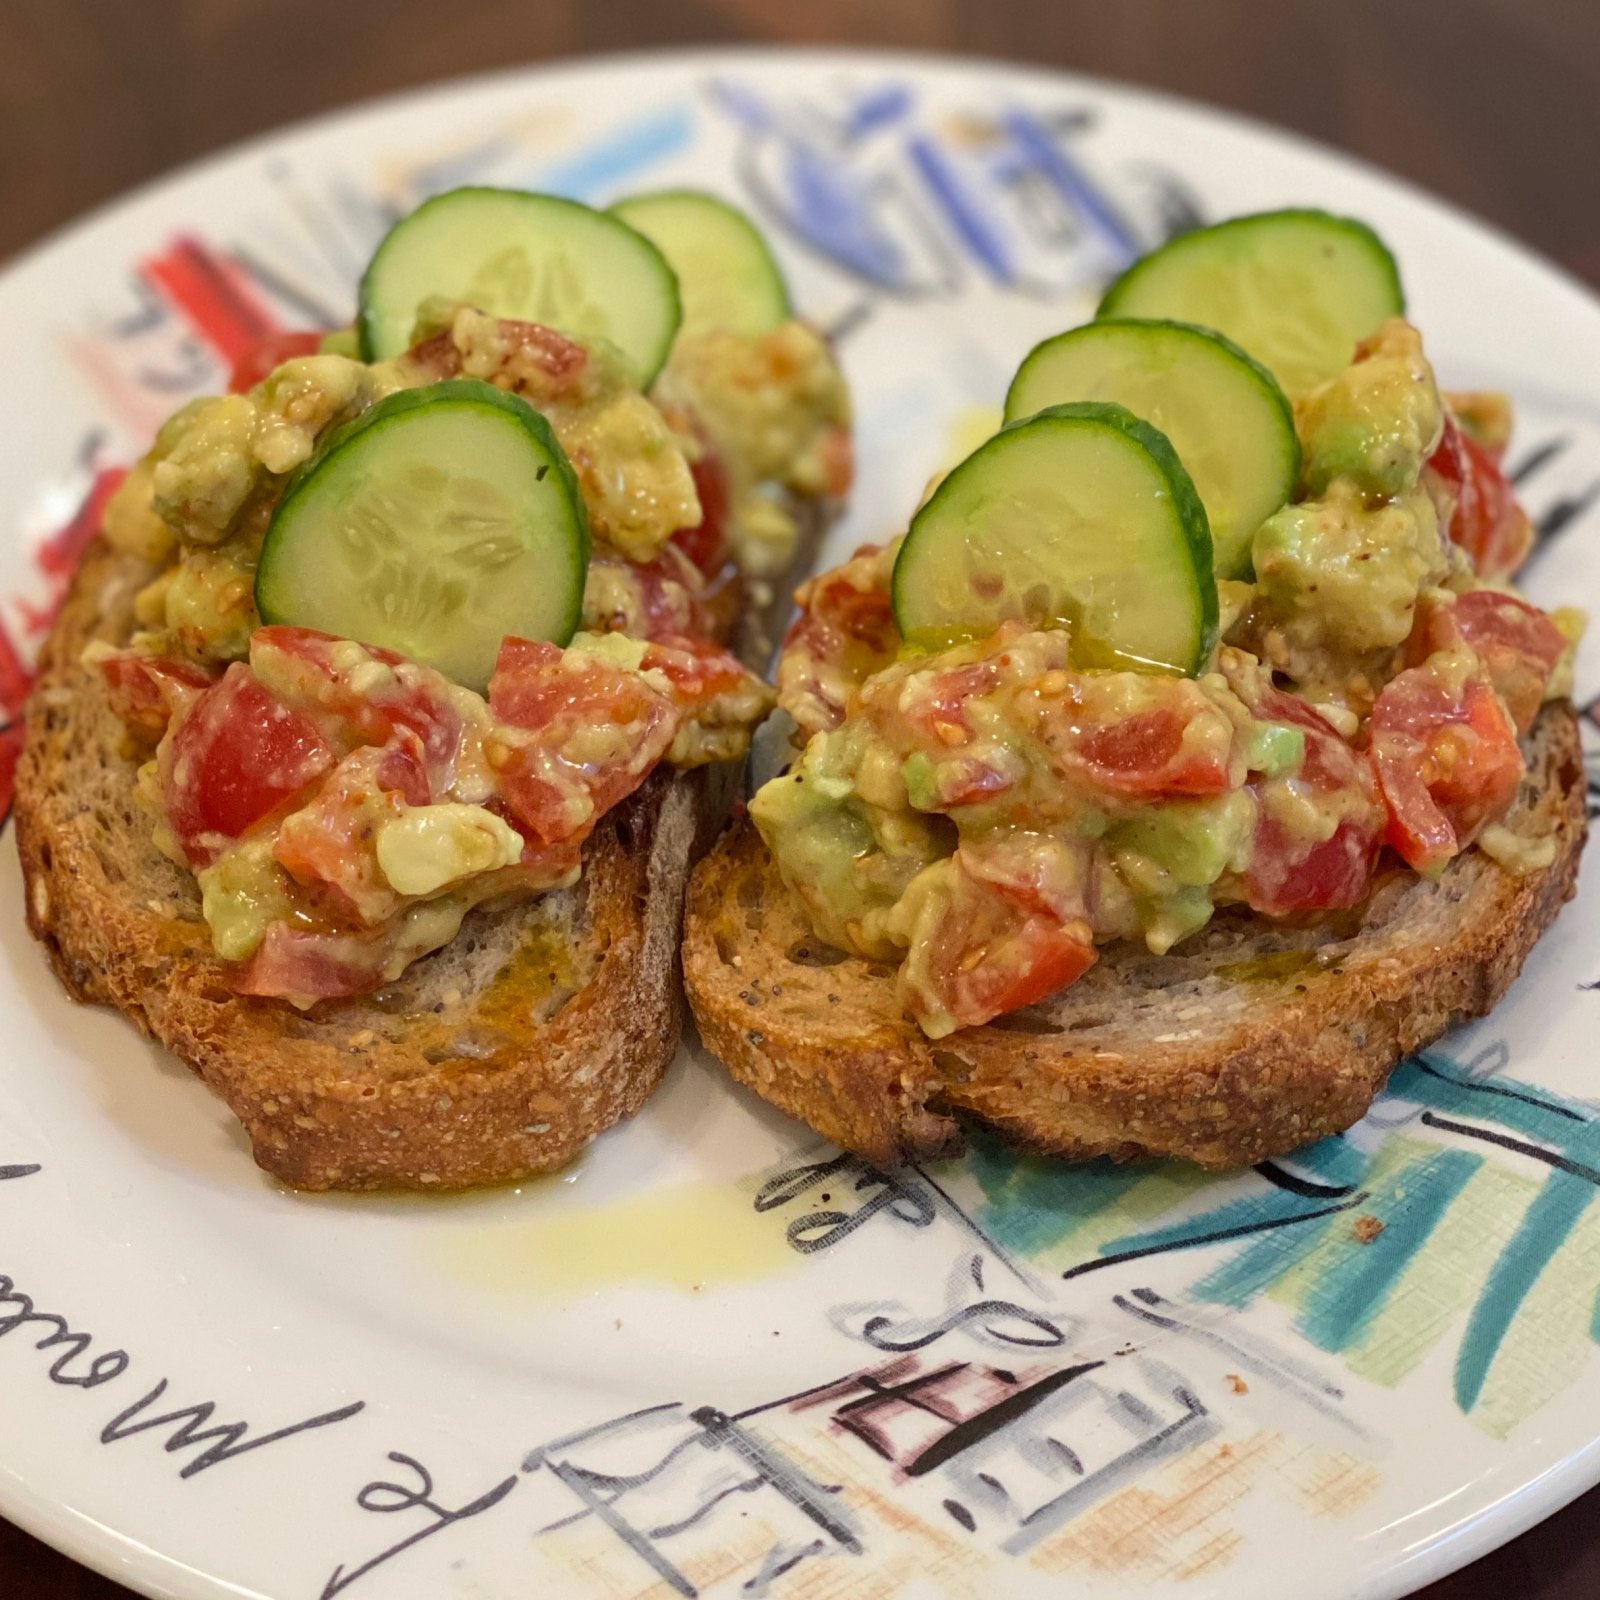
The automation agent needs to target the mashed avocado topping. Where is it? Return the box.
[654,321,853,579]
[93,293,825,1003]
[758,317,1580,1039]
[103,302,850,672]
[754,624,1357,1034]
[1237,319,1461,715]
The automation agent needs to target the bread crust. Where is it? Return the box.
[17,539,718,1190]
[684,706,1587,1170]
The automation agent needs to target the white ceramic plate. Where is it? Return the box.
[3,47,1599,1600]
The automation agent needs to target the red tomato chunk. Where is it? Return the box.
[1370,663,1525,874]
[160,664,335,867]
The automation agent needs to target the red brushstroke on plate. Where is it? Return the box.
[0,465,130,824]
[141,236,281,365]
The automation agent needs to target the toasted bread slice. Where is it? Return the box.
[684,705,1587,1170]
[16,538,742,1191]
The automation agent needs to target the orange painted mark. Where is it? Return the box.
[1281,1447,1384,1519]
[1030,1431,1281,1578]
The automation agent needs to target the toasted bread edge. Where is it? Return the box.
[683,704,1588,1170]
[16,539,708,1190]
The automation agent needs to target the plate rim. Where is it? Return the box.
[4,43,1600,1600]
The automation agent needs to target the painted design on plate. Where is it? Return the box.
[5,68,1600,1600]
[351,1040,1600,1598]
[709,76,1189,297]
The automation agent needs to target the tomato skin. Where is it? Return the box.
[1067,705,1231,798]
[785,550,900,661]
[272,748,413,925]
[226,331,325,394]
[161,663,335,866]
[583,544,712,643]
[777,544,900,739]
[237,826,584,1003]
[1041,676,1237,800]
[235,922,390,1003]
[249,626,463,785]
[1370,663,1525,873]
[898,835,1096,1033]
[670,448,731,577]
[1223,660,1384,916]
[817,424,855,500]
[99,652,216,738]
[890,653,1016,750]
[1408,589,1567,735]
[488,318,589,384]
[487,638,679,845]
[641,634,750,713]
[1425,414,1534,579]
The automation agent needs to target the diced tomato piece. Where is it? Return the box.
[226,330,326,394]
[785,551,900,661]
[1370,662,1525,873]
[1247,817,1380,917]
[817,423,855,500]
[1042,676,1237,799]
[670,447,731,577]
[401,331,463,381]
[487,638,679,845]
[1425,413,1534,579]
[895,656,1008,749]
[1224,658,1384,916]
[491,825,585,884]
[642,634,753,714]
[161,664,335,866]
[271,748,417,926]
[898,835,1096,1034]
[481,318,589,387]
[249,626,464,786]
[401,316,589,396]
[1409,589,1568,734]
[100,652,216,738]
[235,921,392,1004]
[583,544,713,643]
[855,629,1064,812]
[777,544,900,738]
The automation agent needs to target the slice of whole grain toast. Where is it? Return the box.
[16,537,748,1191]
[684,704,1587,1170]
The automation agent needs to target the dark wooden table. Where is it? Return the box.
[4,0,1599,1594]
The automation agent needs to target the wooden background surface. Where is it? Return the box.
[3,0,1599,1594]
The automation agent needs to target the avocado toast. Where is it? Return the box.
[18,187,850,1190]
[685,210,1587,1170]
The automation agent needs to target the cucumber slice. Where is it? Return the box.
[359,187,682,384]
[1005,319,1297,578]
[893,402,1217,675]
[609,189,790,340]
[257,379,588,691]
[1097,209,1404,396]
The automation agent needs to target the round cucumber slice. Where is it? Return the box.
[892,402,1217,676]
[609,189,790,340]
[257,380,588,692]
[358,188,682,384]
[1097,209,1404,396]
[1005,318,1298,579]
